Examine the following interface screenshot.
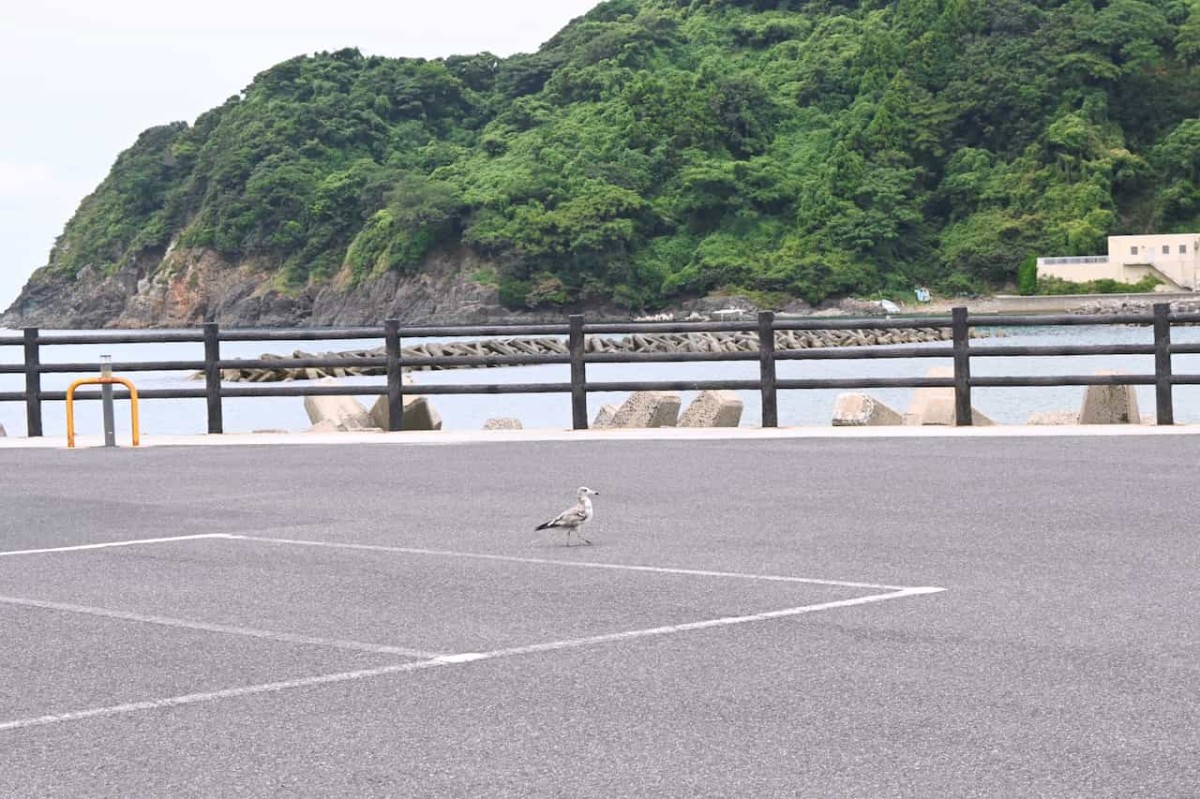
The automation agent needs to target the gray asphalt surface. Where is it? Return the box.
[1,438,1197,798]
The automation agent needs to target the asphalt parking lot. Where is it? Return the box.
[1,435,1197,797]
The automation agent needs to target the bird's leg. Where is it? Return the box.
[564,529,572,547]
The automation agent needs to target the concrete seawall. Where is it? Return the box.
[956,291,1198,315]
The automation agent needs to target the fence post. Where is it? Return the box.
[385,319,404,432]
[569,314,588,430]
[758,311,778,428]
[23,327,42,437]
[1153,303,1174,426]
[952,307,972,427]
[203,323,223,434]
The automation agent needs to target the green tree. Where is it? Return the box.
[35,0,1200,314]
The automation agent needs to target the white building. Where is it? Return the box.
[1038,234,1200,290]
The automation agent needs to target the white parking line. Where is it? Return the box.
[441,586,945,663]
[0,533,946,732]
[229,535,912,591]
[0,594,443,659]
[0,659,449,733]
[0,586,944,733]
[0,534,229,557]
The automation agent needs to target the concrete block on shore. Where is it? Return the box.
[302,412,372,431]
[368,394,443,431]
[366,374,443,431]
[1027,411,1080,425]
[304,379,374,431]
[1079,371,1140,424]
[483,417,523,430]
[904,367,995,426]
[0,423,6,437]
[611,391,681,428]
[678,390,743,427]
[832,393,903,426]
[592,404,619,428]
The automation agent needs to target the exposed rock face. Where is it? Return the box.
[1,245,558,329]
[2,256,157,329]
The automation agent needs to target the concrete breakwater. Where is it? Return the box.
[216,327,959,383]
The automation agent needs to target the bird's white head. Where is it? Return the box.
[577,486,599,498]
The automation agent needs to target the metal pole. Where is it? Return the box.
[1153,303,1174,425]
[569,315,588,430]
[385,319,404,432]
[952,307,972,426]
[758,311,778,428]
[100,355,116,447]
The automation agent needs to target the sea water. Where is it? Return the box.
[4,324,1200,436]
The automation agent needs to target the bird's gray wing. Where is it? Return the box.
[547,502,588,527]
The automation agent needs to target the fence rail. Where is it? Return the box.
[0,304,1192,436]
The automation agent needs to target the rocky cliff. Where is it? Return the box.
[1,246,557,329]
[9,2,1199,328]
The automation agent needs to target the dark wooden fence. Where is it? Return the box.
[1,303,1196,436]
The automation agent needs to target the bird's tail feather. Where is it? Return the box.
[534,521,552,531]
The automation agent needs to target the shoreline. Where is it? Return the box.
[888,291,1199,318]
[627,290,1200,325]
[3,291,1195,333]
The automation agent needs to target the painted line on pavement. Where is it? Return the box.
[228,534,911,591]
[0,659,448,733]
[0,594,443,659]
[0,585,944,733]
[442,586,946,663]
[0,534,230,557]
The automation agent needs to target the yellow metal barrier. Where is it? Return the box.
[66,377,141,448]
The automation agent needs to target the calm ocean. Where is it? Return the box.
[4,324,1200,437]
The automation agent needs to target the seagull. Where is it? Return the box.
[535,486,599,546]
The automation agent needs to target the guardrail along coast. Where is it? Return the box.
[0,304,1193,435]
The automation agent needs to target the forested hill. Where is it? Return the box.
[13,0,1200,324]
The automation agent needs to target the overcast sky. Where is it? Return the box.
[0,0,601,311]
